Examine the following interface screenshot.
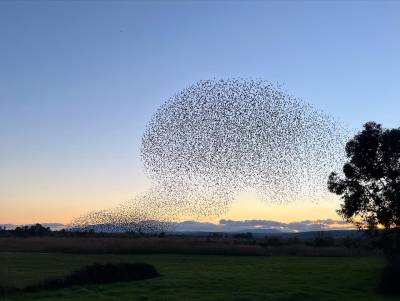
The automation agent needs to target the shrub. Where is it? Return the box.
[378,256,400,295]
[25,262,160,292]
[264,236,282,246]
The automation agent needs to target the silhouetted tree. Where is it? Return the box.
[328,122,400,230]
[328,119,400,289]
[14,224,51,237]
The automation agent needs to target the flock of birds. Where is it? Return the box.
[70,79,350,233]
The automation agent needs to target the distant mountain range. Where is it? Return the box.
[1,219,358,237]
[174,229,362,239]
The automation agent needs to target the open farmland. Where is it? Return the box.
[0,252,396,301]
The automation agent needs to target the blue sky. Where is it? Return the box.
[1,1,399,223]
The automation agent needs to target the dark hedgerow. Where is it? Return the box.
[24,263,160,292]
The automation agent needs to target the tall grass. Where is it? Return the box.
[0,264,16,297]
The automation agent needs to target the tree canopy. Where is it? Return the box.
[328,122,400,229]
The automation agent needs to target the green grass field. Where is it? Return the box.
[0,253,397,301]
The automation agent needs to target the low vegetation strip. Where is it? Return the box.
[0,236,382,256]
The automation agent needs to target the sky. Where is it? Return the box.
[1,1,399,224]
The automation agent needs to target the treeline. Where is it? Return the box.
[0,224,169,238]
[0,224,52,237]
[0,224,108,238]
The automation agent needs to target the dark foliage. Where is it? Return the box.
[24,263,160,292]
[328,122,400,230]
[233,232,254,239]
[371,228,400,256]
[378,256,400,295]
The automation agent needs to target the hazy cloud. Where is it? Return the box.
[174,219,355,233]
